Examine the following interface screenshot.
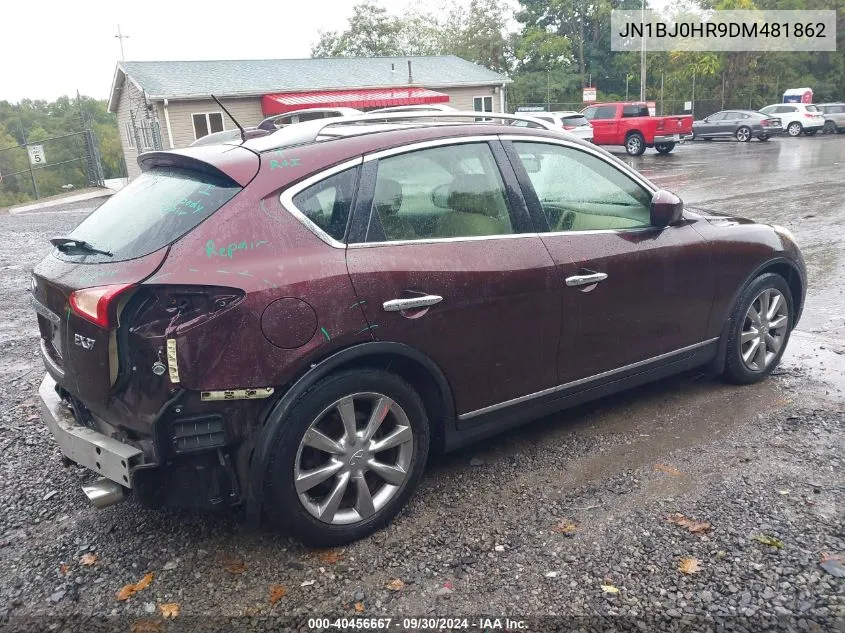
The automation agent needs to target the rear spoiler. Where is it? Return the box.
[137,146,260,187]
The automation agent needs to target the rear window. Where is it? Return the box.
[561,115,589,127]
[622,105,649,118]
[805,105,819,112]
[58,167,240,263]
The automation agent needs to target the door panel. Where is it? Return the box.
[345,140,560,416]
[507,140,714,384]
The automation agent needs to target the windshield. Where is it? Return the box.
[58,167,241,263]
[561,115,589,126]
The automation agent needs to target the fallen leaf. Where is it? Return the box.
[218,554,247,574]
[80,553,98,566]
[778,490,790,495]
[678,557,701,574]
[601,584,619,594]
[385,579,405,591]
[354,601,365,613]
[301,579,316,587]
[551,520,578,535]
[775,398,791,406]
[751,534,784,549]
[315,549,343,565]
[159,603,180,619]
[59,564,69,575]
[443,580,454,590]
[666,513,711,534]
[116,572,155,601]
[654,464,683,477]
[129,619,163,633]
[545,571,558,578]
[819,554,845,578]
[269,585,287,605]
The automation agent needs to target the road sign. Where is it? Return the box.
[684,101,692,111]
[28,145,46,166]
[583,86,597,102]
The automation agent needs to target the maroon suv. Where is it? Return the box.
[31,112,806,546]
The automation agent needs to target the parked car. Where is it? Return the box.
[32,111,805,546]
[511,111,594,141]
[580,102,694,156]
[816,103,845,134]
[692,110,782,142]
[188,107,363,146]
[759,103,825,137]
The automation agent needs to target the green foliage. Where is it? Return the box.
[0,95,122,207]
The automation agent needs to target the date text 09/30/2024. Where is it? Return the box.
[307,617,528,630]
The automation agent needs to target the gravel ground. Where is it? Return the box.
[0,199,843,632]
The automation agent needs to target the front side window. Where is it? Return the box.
[291,167,358,242]
[192,112,225,140]
[365,143,515,242]
[513,141,652,232]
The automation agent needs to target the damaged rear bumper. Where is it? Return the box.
[38,374,142,489]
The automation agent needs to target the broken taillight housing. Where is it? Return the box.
[69,283,135,328]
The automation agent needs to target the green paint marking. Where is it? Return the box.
[349,300,367,309]
[320,327,331,341]
[355,324,379,335]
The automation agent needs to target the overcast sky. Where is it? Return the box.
[0,0,433,102]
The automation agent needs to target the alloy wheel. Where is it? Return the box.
[294,392,414,525]
[787,122,802,137]
[736,127,751,142]
[626,135,642,154]
[740,288,789,372]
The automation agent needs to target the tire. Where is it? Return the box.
[823,120,836,134]
[804,129,818,136]
[654,142,676,154]
[722,273,794,385]
[625,132,646,156]
[735,126,752,142]
[262,369,430,546]
[786,121,802,137]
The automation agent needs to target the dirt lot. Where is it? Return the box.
[0,137,842,632]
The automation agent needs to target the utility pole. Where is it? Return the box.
[640,0,647,101]
[660,72,664,115]
[17,105,39,200]
[115,24,129,65]
[546,68,551,111]
[691,71,696,118]
[626,75,629,101]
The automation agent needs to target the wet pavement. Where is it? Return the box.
[0,136,842,627]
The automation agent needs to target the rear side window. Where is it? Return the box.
[622,105,648,117]
[59,167,240,263]
[291,167,358,242]
[594,105,617,119]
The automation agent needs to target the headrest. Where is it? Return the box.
[373,178,403,216]
[446,175,503,217]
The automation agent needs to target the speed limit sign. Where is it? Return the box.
[27,145,45,166]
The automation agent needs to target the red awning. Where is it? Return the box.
[261,87,449,115]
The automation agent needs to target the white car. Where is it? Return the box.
[759,103,826,137]
[512,111,594,141]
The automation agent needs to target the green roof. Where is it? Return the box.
[118,56,510,100]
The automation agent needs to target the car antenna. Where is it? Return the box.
[211,94,246,143]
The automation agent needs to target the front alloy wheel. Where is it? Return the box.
[723,273,793,384]
[295,393,413,525]
[739,288,789,372]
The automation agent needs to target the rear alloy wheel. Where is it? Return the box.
[262,369,429,546]
[654,142,676,154]
[786,121,802,137]
[625,132,646,156]
[723,273,793,385]
[823,120,836,134]
[735,126,752,142]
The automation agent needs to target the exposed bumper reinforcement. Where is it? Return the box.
[38,374,141,488]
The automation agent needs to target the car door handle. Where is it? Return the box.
[565,272,608,287]
[383,295,443,312]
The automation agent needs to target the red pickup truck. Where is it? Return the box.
[581,102,694,156]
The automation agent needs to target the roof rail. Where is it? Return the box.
[243,110,558,153]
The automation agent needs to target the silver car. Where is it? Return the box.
[817,103,845,134]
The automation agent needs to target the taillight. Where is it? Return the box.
[804,113,815,119]
[761,119,770,126]
[69,283,134,328]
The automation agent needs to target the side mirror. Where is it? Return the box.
[650,189,683,227]
[431,183,450,209]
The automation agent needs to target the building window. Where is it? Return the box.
[124,122,135,149]
[473,95,494,121]
[192,112,225,140]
